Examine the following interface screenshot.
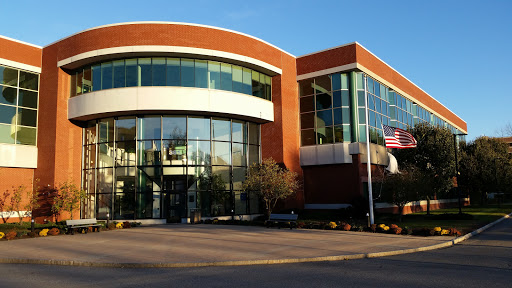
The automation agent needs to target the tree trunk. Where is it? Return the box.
[398,206,404,223]
[426,196,431,215]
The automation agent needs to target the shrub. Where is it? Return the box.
[48,228,60,236]
[401,227,412,235]
[6,230,17,240]
[28,231,37,238]
[449,228,462,236]
[370,224,377,232]
[116,222,123,229]
[441,229,450,236]
[390,227,402,235]
[328,222,337,229]
[390,224,399,229]
[296,221,305,229]
[108,223,116,230]
[341,223,351,231]
[123,221,131,229]
[39,229,49,237]
[0,232,4,239]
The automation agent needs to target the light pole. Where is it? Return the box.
[453,133,465,214]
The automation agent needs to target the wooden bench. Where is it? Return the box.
[66,218,102,235]
[265,214,299,229]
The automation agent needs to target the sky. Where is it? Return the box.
[1,0,510,140]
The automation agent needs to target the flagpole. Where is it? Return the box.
[363,75,375,225]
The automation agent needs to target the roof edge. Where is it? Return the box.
[0,35,42,49]
[43,21,295,58]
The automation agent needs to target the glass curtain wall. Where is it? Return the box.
[71,58,272,101]
[82,115,261,221]
[298,71,465,147]
[0,65,39,145]
[299,73,352,146]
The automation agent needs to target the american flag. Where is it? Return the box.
[382,124,417,149]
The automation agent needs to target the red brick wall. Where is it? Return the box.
[0,37,41,221]
[0,37,41,68]
[0,168,34,223]
[49,23,283,69]
[296,44,357,76]
[39,22,302,213]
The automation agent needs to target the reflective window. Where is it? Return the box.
[166,58,181,86]
[212,119,231,141]
[83,116,261,220]
[152,58,166,86]
[71,58,272,100]
[0,66,18,86]
[208,61,221,90]
[113,60,125,88]
[101,62,113,90]
[194,60,208,88]
[0,65,39,146]
[188,117,210,140]
[162,116,186,140]
[181,59,195,87]
[220,63,232,91]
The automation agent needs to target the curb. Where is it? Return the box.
[1,212,510,268]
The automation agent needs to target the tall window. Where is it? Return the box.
[0,65,39,145]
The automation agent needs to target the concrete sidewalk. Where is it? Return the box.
[0,224,455,267]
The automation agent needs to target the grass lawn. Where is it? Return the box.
[376,204,512,234]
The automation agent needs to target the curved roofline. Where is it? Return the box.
[44,21,295,58]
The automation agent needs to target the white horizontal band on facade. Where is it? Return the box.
[57,45,282,76]
[0,144,38,168]
[0,211,31,218]
[299,142,389,167]
[0,57,41,74]
[68,86,274,123]
[374,198,470,209]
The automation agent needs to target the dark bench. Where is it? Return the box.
[265,214,299,229]
[66,218,101,235]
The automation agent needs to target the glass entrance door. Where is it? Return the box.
[162,174,187,222]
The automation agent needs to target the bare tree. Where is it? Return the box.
[495,122,512,137]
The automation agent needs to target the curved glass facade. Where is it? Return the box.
[71,58,272,100]
[82,115,262,222]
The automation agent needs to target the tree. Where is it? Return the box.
[394,123,455,214]
[243,158,300,219]
[11,185,25,223]
[382,165,421,222]
[459,136,512,205]
[0,190,11,223]
[495,122,512,137]
[24,179,41,222]
[52,181,86,220]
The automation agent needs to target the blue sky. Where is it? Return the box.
[1,0,510,140]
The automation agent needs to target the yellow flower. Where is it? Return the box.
[434,227,442,232]
[378,224,386,229]
[383,226,390,231]
[39,229,49,237]
[0,232,4,239]
[116,222,123,229]
[213,219,218,224]
[329,222,337,229]
[441,229,450,235]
